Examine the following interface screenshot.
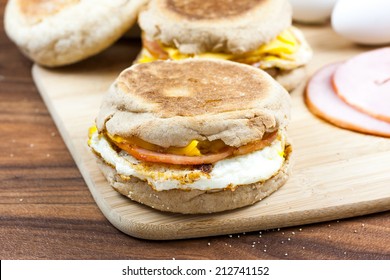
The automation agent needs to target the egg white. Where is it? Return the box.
[89,130,286,191]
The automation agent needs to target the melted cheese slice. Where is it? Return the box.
[89,129,286,191]
[137,27,312,71]
[106,131,203,157]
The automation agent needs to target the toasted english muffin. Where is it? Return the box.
[89,59,292,214]
[139,0,292,54]
[96,59,290,148]
[271,67,307,92]
[135,0,312,92]
[4,0,149,67]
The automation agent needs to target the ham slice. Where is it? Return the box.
[124,144,234,165]
[142,36,169,60]
[305,63,390,137]
[113,131,279,165]
[333,48,390,123]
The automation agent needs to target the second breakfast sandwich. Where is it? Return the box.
[89,59,292,214]
[136,0,312,91]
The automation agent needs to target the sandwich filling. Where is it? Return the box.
[136,27,312,71]
[88,126,288,191]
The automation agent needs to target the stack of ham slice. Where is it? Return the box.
[305,48,390,137]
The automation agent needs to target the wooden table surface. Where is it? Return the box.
[1,0,390,260]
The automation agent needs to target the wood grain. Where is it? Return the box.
[1,0,390,258]
[31,26,390,240]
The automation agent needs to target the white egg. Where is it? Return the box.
[332,0,390,45]
[289,0,339,24]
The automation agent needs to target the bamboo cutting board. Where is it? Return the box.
[32,25,390,240]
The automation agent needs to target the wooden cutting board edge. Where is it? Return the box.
[104,198,390,240]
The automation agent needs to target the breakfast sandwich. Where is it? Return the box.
[135,0,312,91]
[4,0,149,67]
[88,59,292,214]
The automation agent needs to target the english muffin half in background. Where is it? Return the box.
[135,0,312,91]
[88,59,292,214]
[4,0,149,67]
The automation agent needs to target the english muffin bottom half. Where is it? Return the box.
[89,59,292,214]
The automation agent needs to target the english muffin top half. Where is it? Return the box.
[97,59,291,148]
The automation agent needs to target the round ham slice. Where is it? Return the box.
[333,47,390,123]
[305,63,390,137]
[114,132,278,165]
[125,145,234,165]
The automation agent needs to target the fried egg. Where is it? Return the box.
[89,129,286,191]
